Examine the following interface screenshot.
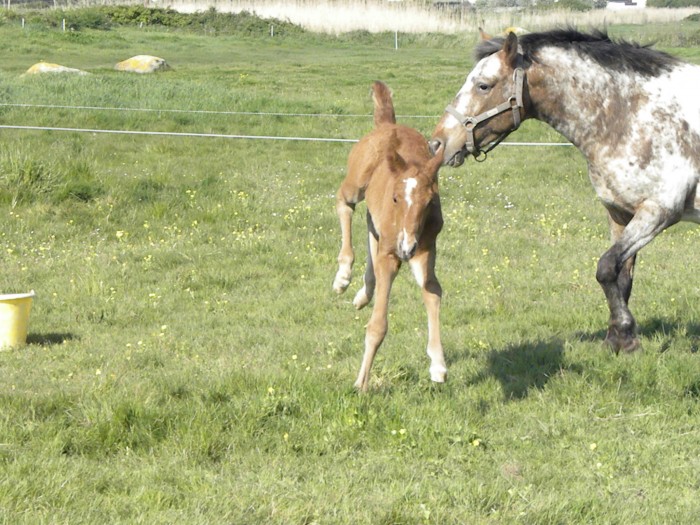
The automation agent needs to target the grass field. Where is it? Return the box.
[1,13,700,524]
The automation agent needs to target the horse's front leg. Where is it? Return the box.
[605,211,637,304]
[409,243,447,383]
[597,203,676,353]
[354,252,399,391]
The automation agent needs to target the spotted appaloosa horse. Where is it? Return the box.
[333,81,446,391]
[430,29,700,353]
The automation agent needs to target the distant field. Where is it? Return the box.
[167,0,700,34]
[1,13,700,524]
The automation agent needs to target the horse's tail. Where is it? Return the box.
[371,81,396,127]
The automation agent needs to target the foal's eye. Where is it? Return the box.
[477,82,491,93]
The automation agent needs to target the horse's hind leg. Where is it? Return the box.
[681,188,700,223]
[597,203,677,353]
[409,243,447,383]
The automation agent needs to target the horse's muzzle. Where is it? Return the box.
[446,148,466,167]
[429,139,466,167]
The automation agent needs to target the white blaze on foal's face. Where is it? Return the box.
[404,177,418,207]
[396,176,427,261]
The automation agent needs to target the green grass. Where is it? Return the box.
[1,14,700,525]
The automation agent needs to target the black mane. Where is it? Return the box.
[476,28,679,77]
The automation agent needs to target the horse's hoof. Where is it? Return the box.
[604,331,641,354]
[619,336,641,354]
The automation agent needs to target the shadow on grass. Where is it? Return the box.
[27,333,78,346]
[468,338,582,401]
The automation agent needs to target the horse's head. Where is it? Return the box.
[430,32,526,166]
[387,142,444,262]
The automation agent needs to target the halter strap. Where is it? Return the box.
[446,66,525,161]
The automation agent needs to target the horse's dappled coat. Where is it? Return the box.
[431,29,700,353]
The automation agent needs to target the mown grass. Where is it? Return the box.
[1,13,700,525]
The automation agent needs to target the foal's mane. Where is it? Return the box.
[476,28,679,77]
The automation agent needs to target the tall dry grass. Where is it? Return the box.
[163,0,700,34]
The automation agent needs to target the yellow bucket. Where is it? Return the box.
[0,291,36,349]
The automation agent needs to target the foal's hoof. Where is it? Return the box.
[604,331,641,354]
[333,273,351,294]
[353,287,370,310]
[429,367,447,383]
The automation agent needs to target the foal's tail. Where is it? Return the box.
[371,81,396,127]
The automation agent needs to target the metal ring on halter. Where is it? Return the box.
[474,151,488,162]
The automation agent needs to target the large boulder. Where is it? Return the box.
[114,55,170,74]
[24,62,88,75]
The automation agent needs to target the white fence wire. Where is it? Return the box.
[0,102,574,146]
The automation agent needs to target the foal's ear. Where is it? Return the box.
[386,131,406,172]
[388,150,407,173]
[503,31,519,69]
[428,142,444,173]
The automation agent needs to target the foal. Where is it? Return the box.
[333,81,446,391]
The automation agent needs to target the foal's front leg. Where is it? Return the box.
[353,212,379,309]
[355,252,399,391]
[333,190,357,294]
[409,245,447,383]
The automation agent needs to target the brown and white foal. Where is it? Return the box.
[333,81,446,391]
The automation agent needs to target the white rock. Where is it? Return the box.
[115,55,170,74]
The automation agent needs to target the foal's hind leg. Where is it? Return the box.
[353,220,377,309]
[409,243,447,383]
[597,203,678,353]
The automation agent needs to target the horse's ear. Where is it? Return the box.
[503,31,519,69]
[478,26,492,41]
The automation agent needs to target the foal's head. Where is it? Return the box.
[383,134,444,261]
[431,32,525,166]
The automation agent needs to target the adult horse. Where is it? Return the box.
[430,29,700,353]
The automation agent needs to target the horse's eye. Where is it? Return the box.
[392,195,398,204]
[477,83,491,93]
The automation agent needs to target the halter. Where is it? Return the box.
[445,66,526,162]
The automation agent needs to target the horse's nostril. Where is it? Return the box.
[428,139,443,156]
